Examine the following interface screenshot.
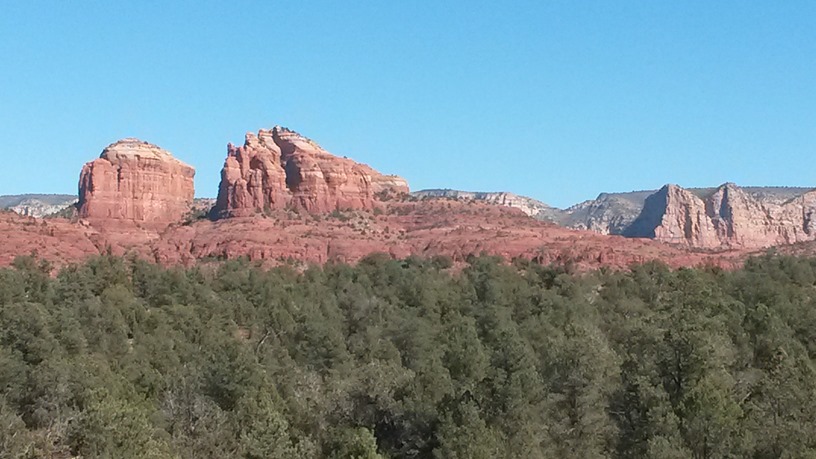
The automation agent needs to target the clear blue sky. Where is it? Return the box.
[1,1,814,208]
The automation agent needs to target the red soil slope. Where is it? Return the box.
[0,199,750,272]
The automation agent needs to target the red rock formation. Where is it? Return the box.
[626,183,816,249]
[0,198,751,272]
[78,139,195,225]
[149,201,746,270]
[215,126,409,217]
[6,129,806,271]
[0,210,101,269]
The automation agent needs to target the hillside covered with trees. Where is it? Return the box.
[1,253,816,458]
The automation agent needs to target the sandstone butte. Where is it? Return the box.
[0,127,762,272]
[624,183,816,249]
[78,138,195,225]
[214,126,410,217]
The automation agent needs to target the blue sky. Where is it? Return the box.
[1,1,814,208]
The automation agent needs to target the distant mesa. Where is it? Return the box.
[559,183,816,249]
[622,183,816,249]
[78,138,195,224]
[412,189,563,222]
[0,194,77,218]
[214,126,409,218]
[428,184,816,249]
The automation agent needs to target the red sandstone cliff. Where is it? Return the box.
[215,127,409,217]
[78,139,195,225]
[0,131,769,271]
[6,127,814,272]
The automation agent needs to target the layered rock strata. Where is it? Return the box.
[78,139,195,224]
[624,183,816,248]
[418,184,816,249]
[215,126,409,217]
[0,194,78,218]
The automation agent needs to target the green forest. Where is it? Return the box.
[1,252,816,458]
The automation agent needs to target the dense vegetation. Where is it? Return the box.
[1,253,816,458]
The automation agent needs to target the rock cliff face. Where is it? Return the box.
[421,185,816,249]
[623,183,816,248]
[215,127,409,217]
[411,189,564,222]
[0,194,77,218]
[563,191,656,235]
[78,139,195,224]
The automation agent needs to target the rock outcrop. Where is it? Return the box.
[563,191,656,235]
[420,185,816,250]
[0,194,77,218]
[215,127,409,217]
[6,124,816,269]
[412,189,564,222]
[78,139,195,225]
[623,183,816,248]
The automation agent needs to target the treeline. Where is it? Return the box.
[1,253,816,458]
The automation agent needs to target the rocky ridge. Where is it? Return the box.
[0,194,77,218]
[561,191,657,234]
[0,126,752,272]
[214,127,409,217]
[623,184,816,248]
[412,189,564,222]
[0,200,744,272]
[433,185,816,249]
[4,125,813,270]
